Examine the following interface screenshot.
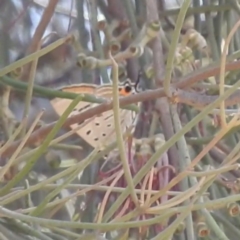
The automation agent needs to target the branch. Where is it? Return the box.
[2,59,240,158]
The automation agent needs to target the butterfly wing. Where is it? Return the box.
[73,108,136,149]
[51,97,93,119]
[50,81,137,149]
[50,85,97,142]
[76,84,137,148]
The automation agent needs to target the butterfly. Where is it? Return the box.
[50,79,138,149]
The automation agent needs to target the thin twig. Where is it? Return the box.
[219,19,240,127]
[146,0,179,171]
[0,111,43,181]
[96,170,124,223]
[108,51,139,207]
[163,0,191,97]
[0,35,72,78]
[21,0,59,82]
[0,94,84,196]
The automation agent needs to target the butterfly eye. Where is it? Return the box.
[118,84,132,96]
[124,85,132,93]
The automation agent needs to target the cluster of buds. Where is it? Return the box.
[76,20,161,70]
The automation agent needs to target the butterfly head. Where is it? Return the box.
[118,78,137,97]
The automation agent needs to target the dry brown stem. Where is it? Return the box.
[2,59,240,159]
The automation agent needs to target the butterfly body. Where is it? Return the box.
[51,79,138,149]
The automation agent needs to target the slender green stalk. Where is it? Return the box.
[0,224,26,240]
[29,149,99,216]
[76,0,93,83]
[48,227,82,239]
[88,0,109,83]
[222,137,240,165]
[202,209,229,240]
[153,208,192,240]
[189,175,230,239]
[50,143,83,150]
[1,76,138,112]
[122,0,139,37]
[212,212,240,236]
[163,0,191,97]
[0,142,117,206]
[6,219,53,240]
[0,118,27,156]
[170,104,195,240]
[0,206,175,231]
[21,42,41,136]
[159,4,231,17]
[109,52,139,206]
[13,184,183,195]
[0,94,84,196]
[0,111,43,180]
[2,190,240,231]
[203,0,220,60]
[0,36,71,78]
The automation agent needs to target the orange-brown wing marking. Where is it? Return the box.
[61,85,97,94]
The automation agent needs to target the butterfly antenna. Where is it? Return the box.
[134,70,142,93]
